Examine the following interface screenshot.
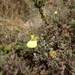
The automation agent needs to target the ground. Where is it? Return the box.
[0,0,75,75]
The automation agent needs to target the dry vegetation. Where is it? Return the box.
[0,0,75,75]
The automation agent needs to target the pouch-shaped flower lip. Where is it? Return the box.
[27,35,37,48]
[54,10,58,14]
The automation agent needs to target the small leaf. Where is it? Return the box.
[0,71,3,75]
[44,52,48,57]
[3,45,12,51]
[2,52,7,56]
[41,16,46,20]
[15,42,22,50]
[0,68,3,75]
[68,19,75,24]
[0,45,4,50]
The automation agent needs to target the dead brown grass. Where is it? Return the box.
[0,0,28,20]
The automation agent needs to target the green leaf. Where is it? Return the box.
[71,73,75,75]
[15,42,22,50]
[41,16,46,20]
[68,19,75,24]
[0,61,3,65]
[49,48,54,51]
[2,52,6,56]
[44,52,48,57]
[3,45,12,51]
[73,49,75,52]
[0,45,4,50]
[0,68,3,75]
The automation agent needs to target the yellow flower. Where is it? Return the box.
[27,35,37,48]
[49,51,56,57]
[54,10,58,14]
